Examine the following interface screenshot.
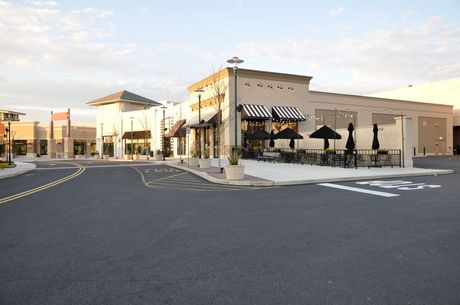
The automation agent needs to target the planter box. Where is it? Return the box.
[189,157,199,167]
[198,158,211,169]
[124,154,132,160]
[224,165,245,180]
[134,154,140,160]
[103,154,110,160]
[154,154,162,161]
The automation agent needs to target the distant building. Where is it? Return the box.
[0,108,96,159]
[87,90,162,159]
[369,77,460,154]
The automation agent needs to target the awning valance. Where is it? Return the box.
[272,106,306,122]
[165,119,186,138]
[184,110,218,127]
[122,130,151,139]
[241,104,272,120]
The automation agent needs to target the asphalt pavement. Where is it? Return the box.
[0,157,459,305]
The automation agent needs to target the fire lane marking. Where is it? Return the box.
[318,183,400,198]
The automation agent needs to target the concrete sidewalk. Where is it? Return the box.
[169,158,454,186]
[0,162,37,180]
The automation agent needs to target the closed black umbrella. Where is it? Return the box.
[269,130,275,148]
[372,123,380,150]
[346,122,355,152]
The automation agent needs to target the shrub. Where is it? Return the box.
[228,150,239,165]
[203,149,210,159]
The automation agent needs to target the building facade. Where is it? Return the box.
[0,109,96,159]
[369,77,460,154]
[90,69,454,167]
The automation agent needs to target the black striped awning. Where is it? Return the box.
[241,104,272,120]
[272,106,306,122]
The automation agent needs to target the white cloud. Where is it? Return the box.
[233,16,460,94]
[27,0,59,7]
[329,7,345,16]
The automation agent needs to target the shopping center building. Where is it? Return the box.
[89,68,454,166]
[0,109,96,159]
[369,77,460,154]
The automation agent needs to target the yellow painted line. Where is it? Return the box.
[0,163,85,205]
[133,166,267,192]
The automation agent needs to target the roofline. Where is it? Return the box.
[0,109,26,115]
[187,68,312,93]
[310,90,454,108]
[87,98,160,107]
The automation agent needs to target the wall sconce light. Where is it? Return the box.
[267,84,273,89]
[257,83,263,87]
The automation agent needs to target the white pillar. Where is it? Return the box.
[395,116,413,167]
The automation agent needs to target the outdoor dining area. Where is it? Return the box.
[241,123,402,168]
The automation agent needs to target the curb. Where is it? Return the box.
[168,163,275,187]
[0,163,37,180]
[168,163,453,187]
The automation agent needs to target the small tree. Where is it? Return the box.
[208,67,231,169]
[140,106,151,155]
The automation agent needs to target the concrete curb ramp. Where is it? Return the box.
[168,163,454,187]
[0,163,37,180]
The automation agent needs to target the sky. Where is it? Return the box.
[0,0,459,123]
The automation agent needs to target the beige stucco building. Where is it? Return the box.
[369,77,460,153]
[0,109,96,159]
[89,68,454,167]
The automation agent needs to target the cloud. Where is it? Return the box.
[27,0,59,7]
[234,16,460,94]
[329,7,345,16]
[0,1,120,71]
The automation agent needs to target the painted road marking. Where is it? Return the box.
[356,180,441,191]
[132,167,265,192]
[36,163,154,170]
[318,183,400,197]
[0,163,85,205]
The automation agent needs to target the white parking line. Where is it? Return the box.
[318,183,400,197]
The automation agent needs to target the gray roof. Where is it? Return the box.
[87,90,160,106]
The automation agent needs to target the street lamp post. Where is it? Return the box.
[6,120,12,165]
[100,123,104,159]
[72,126,77,157]
[194,88,204,158]
[130,117,134,160]
[161,105,167,161]
[227,56,244,152]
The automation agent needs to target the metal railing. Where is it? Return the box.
[241,149,401,168]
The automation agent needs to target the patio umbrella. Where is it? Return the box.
[346,122,355,152]
[269,130,275,148]
[372,123,380,150]
[309,125,341,149]
[246,129,270,140]
[274,128,304,139]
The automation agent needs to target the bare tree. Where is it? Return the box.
[140,106,151,156]
[208,67,230,168]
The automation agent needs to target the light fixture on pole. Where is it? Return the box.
[130,117,134,160]
[194,88,204,158]
[227,56,244,152]
[100,123,104,159]
[6,119,12,165]
[161,105,167,161]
